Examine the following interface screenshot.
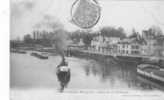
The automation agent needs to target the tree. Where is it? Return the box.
[128,29,147,45]
[82,33,93,47]
[148,26,164,45]
[128,28,138,38]
[70,29,96,44]
[69,30,82,43]
[149,25,163,36]
[100,26,126,38]
[23,34,33,44]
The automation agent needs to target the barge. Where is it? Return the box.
[137,64,164,84]
[11,49,26,54]
[30,52,48,59]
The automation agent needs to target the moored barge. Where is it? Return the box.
[30,52,48,59]
[137,64,164,84]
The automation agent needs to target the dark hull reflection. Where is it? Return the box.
[56,67,71,92]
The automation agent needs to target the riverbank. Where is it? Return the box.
[67,49,142,65]
[67,48,164,67]
[11,52,162,90]
[10,48,27,54]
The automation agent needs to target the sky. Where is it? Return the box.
[11,0,164,39]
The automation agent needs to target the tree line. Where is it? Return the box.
[11,25,164,48]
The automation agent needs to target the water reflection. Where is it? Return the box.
[10,53,164,91]
[82,57,162,90]
[56,67,71,92]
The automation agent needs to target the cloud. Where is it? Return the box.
[10,0,57,39]
[33,14,64,31]
[11,1,35,18]
[10,0,164,39]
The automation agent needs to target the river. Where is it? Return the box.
[10,52,164,91]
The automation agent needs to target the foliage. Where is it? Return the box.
[82,33,93,47]
[100,26,126,39]
[23,34,33,44]
[147,26,164,45]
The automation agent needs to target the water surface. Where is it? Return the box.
[10,52,164,91]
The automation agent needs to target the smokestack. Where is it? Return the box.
[52,29,68,59]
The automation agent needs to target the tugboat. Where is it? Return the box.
[56,57,71,92]
[137,64,164,84]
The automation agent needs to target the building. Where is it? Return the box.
[78,38,85,46]
[32,30,52,40]
[33,30,42,40]
[141,39,157,56]
[91,35,106,51]
[90,35,120,52]
[142,30,155,40]
[117,39,141,55]
[140,30,158,56]
[117,42,131,55]
[90,35,141,55]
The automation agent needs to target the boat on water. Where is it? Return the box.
[11,49,26,54]
[137,64,164,83]
[137,75,164,91]
[30,52,48,59]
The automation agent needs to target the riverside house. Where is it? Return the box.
[117,38,141,56]
[90,35,141,56]
[90,35,120,53]
[141,30,158,56]
[140,39,157,56]
[90,32,164,58]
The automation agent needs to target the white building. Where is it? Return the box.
[117,39,141,55]
[91,35,105,51]
[91,35,120,52]
[117,42,131,55]
[78,38,85,46]
[109,37,120,44]
[90,35,142,56]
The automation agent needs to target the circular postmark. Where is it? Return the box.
[71,0,101,29]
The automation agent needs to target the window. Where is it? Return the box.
[126,51,128,54]
[123,45,125,48]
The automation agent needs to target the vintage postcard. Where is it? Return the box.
[10,0,164,100]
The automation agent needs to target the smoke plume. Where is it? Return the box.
[52,29,68,58]
[34,14,68,58]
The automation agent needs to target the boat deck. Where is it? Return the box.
[143,67,164,78]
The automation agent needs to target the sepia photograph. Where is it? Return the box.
[10,0,164,99]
